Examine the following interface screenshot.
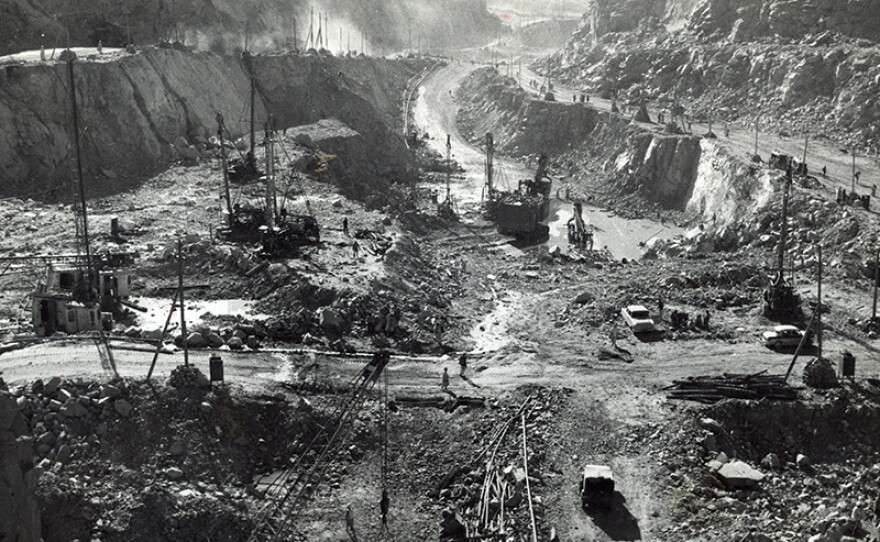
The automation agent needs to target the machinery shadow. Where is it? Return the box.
[633,330,664,343]
[585,492,642,541]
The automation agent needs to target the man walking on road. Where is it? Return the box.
[441,368,450,391]
[459,353,468,378]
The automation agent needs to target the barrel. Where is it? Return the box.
[839,351,856,378]
[209,354,224,382]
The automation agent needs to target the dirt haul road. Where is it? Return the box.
[414,62,684,260]
[521,64,880,204]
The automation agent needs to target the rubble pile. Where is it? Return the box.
[167,365,210,389]
[803,358,840,389]
[657,393,880,540]
[3,376,341,541]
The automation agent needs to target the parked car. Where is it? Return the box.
[620,305,656,332]
[762,325,812,349]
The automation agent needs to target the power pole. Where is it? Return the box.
[177,238,189,367]
[216,113,233,228]
[817,243,823,362]
[293,16,298,52]
[802,134,809,166]
[873,247,879,320]
[852,151,857,192]
[754,113,760,158]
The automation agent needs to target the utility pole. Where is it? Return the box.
[802,134,809,166]
[817,243,823,362]
[216,113,233,228]
[852,151,857,192]
[873,247,879,320]
[485,133,494,194]
[247,53,256,167]
[754,113,760,158]
[446,134,452,203]
[177,238,189,367]
[67,51,94,296]
[293,16,298,52]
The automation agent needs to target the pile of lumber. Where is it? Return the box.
[665,372,798,404]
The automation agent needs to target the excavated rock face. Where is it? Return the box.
[542,0,880,150]
[0,47,421,200]
[457,67,772,220]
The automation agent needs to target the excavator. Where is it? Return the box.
[483,133,551,240]
[763,174,803,321]
[567,201,594,251]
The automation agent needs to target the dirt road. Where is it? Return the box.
[414,63,684,259]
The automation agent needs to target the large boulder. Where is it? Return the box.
[716,460,764,489]
[318,308,341,331]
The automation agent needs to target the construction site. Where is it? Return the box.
[3,1,880,541]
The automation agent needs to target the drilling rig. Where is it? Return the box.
[762,175,803,321]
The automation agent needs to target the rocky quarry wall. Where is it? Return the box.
[456,67,772,221]
[541,0,880,150]
[0,46,426,200]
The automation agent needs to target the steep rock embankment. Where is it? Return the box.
[456,67,773,222]
[0,46,426,199]
[541,0,880,151]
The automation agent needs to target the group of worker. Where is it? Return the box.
[369,304,401,335]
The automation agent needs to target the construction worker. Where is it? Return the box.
[459,353,468,378]
[658,298,664,321]
[352,240,360,259]
[822,165,827,178]
[343,217,349,236]
[441,367,450,391]
[610,321,618,348]
[380,489,389,529]
[345,505,359,542]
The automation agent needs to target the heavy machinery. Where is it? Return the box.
[228,51,264,183]
[763,175,803,321]
[567,201,594,250]
[437,134,456,219]
[216,114,320,256]
[482,133,551,240]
